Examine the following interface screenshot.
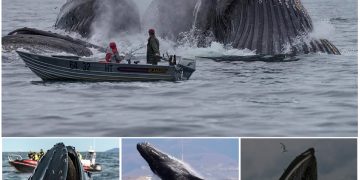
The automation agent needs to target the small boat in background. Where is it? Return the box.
[17,51,196,82]
[8,154,37,173]
[81,148,102,172]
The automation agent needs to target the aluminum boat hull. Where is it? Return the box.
[17,51,196,82]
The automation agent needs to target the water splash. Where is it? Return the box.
[310,19,336,39]
[193,0,202,30]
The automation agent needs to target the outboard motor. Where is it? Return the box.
[177,57,196,80]
[169,55,173,66]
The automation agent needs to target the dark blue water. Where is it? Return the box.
[2,0,357,137]
[2,152,119,180]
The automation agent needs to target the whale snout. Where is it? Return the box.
[137,142,154,157]
[137,142,150,151]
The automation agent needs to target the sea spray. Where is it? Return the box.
[90,0,141,41]
[309,19,336,40]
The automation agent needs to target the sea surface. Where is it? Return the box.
[2,0,357,137]
[2,152,119,180]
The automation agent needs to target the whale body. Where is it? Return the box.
[2,27,104,56]
[137,142,204,180]
[145,0,340,55]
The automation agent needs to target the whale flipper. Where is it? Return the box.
[279,148,317,180]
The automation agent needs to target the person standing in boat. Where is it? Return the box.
[147,29,160,65]
[105,42,124,63]
[39,149,44,158]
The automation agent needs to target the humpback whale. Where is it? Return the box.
[279,148,317,180]
[2,27,104,56]
[55,0,141,38]
[29,143,89,180]
[137,142,204,180]
[3,0,340,56]
[146,0,340,55]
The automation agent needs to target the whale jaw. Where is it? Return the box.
[280,148,317,180]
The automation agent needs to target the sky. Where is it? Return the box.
[3,138,118,152]
[122,138,239,180]
[241,139,357,180]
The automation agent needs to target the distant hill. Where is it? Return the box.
[106,148,119,153]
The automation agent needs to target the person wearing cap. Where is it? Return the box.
[147,29,160,65]
[105,42,123,63]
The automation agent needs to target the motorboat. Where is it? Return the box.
[17,51,196,82]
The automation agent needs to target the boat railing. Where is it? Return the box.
[51,55,81,60]
[8,154,23,161]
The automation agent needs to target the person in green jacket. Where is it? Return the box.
[147,29,160,65]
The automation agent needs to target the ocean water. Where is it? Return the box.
[2,0,357,137]
[2,152,119,180]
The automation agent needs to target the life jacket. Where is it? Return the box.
[105,42,120,62]
[105,48,113,62]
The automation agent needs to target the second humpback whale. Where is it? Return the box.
[137,142,204,180]
[279,148,317,180]
[2,27,105,56]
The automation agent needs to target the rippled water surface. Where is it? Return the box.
[2,0,357,137]
[2,152,119,180]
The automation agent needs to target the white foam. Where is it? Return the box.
[174,42,256,59]
[166,153,204,179]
